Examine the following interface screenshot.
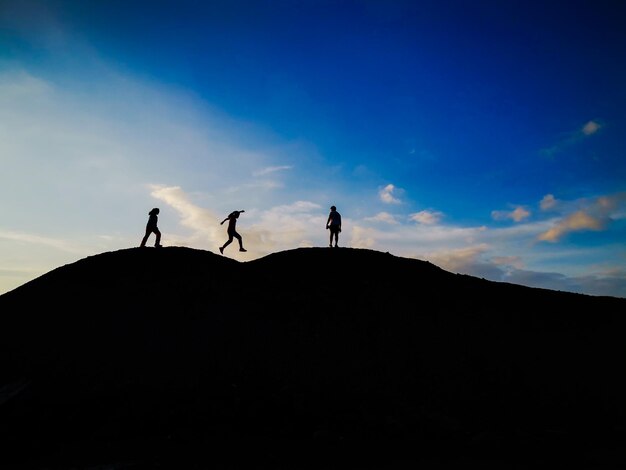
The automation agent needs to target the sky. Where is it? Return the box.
[1,0,625,298]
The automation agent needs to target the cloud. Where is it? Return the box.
[540,194,559,211]
[540,119,603,157]
[491,206,531,222]
[252,165,293,177]
[425,244,515,281]
[538,211,604,242]
[151,187,327,257]
[245,200,326,252]
[428,244,490,271]
[364,212,398,224]
[409,210,443,225]
[379,184,402,204]
[537,192,626,242]
[596,192,626,217]
[492,255,524,270]
[582,120,601,136]
[148,185,222,246]
[0,229,87,254]
[146,188,326,254]
[349,225,377,249]
[0,69,52,98]
[504,267,626,298]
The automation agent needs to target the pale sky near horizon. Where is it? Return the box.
[1,0,625,298]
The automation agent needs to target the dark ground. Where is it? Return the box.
[0,247,624,468]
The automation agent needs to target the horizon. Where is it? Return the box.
[1,1,625,298]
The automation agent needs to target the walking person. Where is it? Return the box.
[326,205,342,248]
[140,208,162,248]
[219,210,247,254]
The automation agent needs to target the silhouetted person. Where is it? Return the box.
[219,210,247,254]
[326,205,342,248]
[140,208,162,248]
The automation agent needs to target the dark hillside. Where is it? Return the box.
[0,247,625,468]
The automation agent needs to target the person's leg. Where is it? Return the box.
[234,232,246,251]
[140,230,150,247]
[154,229,162,247]
[220,234,232,254]
[330,227,338,247]
[222,234,234,249]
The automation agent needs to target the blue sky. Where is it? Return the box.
[1,0,625,297]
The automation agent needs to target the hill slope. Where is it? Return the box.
[0,247,625,468]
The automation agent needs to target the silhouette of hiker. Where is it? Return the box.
[326,205,342,248]
[140,208,162,248]
[219,210,247,254]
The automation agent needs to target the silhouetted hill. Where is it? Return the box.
[0,247,625,469]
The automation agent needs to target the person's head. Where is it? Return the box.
[149,208,160,215]
[330,206,336,211]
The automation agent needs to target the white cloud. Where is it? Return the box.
[148,185,222,247]
[149,190,327,258]
[410,210,443,225]
[364,212,398,224]
[379,184,402,204]
[350,225,377,249]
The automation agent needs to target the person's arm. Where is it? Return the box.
[220,217,229,225]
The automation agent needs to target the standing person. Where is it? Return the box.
[219,210,247,254]
[326,205,342,248]
[140,208,162,248]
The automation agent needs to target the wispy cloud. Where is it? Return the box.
[252,165,293,177]
[0,229,87,254]
[540,119,603,157]
[148,185,222,246]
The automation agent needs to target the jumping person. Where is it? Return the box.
[140,208,162,248]
[219,210,247,254]
[326,205,342,248]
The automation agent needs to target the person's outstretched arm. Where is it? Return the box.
[220,217,229,225]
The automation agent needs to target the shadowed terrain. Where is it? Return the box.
[0,246,624,468]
